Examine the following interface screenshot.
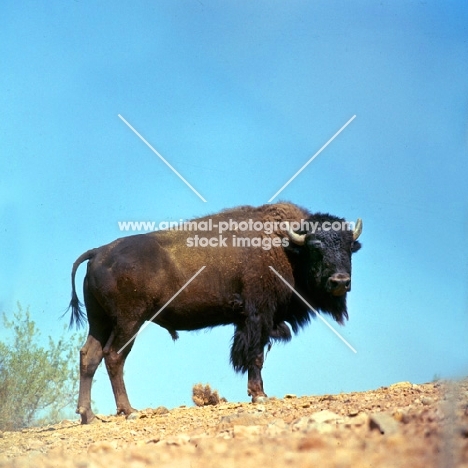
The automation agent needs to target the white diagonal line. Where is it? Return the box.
[117,266,206,354]
[118,114,207,203]
[268,266,357,353]
[268,115,356,202]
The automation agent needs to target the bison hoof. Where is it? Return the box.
[126,412,141,421]
[76,406,96,425]
[252,395,268,404]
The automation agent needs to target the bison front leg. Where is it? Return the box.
[247,351,268,403]
[231,314,269,403]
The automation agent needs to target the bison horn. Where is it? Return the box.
[353,218,363,241]
[286,222,306,245]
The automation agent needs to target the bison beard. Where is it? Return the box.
[68,202,362,424]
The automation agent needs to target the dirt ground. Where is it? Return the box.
[0,380,467,468]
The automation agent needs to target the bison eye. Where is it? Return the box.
[307,239,323,249]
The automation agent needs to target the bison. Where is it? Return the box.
[68,202,362,424]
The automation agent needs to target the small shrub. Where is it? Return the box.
[192,383,227,407]
[0,303,84,430]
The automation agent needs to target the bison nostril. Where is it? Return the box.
[328,275,351,294]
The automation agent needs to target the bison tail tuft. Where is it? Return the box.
[67,292,87,329]
[65,248,97,329]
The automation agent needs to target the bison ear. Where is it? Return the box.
[351,240,362,253]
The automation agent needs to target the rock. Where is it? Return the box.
[87,440,118,453]
[26,450,43,458]
[265,419,289,437]
[344,413,369,428]
[393,409,410,424]
[218,412,270,430]
[369,413,400,435]
[189,427,208,438]
[459,425,468,438]
[298,436,327,451]
[27,440,45,451]
[252,396,268,404]
[389,382,412,389]
[95,414,112,423]
[210,441,228,454]
[421,397,434,406]
[152,406,170,415]
[424,408,441,423]
[319,395,336,402]
[385,433,408,447]
[218,403,241,410]
[292,410,343,434]
[146,437,161,444]
[233,425,263,437]
[292,416,311,432]
[284,394,297,399]
[58,419,75,426]
[310,410,343,425]
[164,434,191,446]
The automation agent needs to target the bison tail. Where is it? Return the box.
[66,248,97,329]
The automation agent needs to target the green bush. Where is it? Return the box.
[0,303,84,430]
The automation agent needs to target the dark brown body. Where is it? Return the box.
[68,203,362,423]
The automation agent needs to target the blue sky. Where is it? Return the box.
[1,1,467,416]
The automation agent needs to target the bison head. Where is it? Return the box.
[286,216,362,323]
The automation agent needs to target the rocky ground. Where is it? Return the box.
[0,380,467,468]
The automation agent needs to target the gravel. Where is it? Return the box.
[1,380,467,468]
